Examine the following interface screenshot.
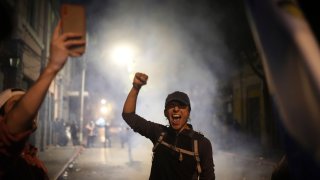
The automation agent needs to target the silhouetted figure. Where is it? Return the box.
[104,123,112,148]
[86,121,96,148]
[57,120,68,147]
[70,121,79,146]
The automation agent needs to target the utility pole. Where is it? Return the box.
[79,55,86,143]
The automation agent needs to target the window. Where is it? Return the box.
[26,0,39,31]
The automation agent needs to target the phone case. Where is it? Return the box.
[60,4,86,52]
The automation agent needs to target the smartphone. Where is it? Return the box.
[60,4,86,53]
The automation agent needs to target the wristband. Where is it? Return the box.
[132,83,141,90]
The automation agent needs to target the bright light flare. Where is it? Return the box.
[111,44,136,65]
[100,106,108,114]
[99,103,113,117]
[101,99,106,105]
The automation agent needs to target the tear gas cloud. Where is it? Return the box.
[84,0,274,179]
[87,0,228,134]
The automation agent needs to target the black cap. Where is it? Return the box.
[165,91,191,110]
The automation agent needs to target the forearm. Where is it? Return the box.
[7,65,58,134]
[5,21,85,134]
[122,86,159,139]
[123,87,140,113]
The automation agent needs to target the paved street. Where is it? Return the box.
[65,136,152,180]
[59,136,278,180]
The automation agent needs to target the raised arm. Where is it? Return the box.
[6,21,85,134]
[123,72,148,113]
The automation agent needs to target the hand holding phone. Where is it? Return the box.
[60,4,86,53]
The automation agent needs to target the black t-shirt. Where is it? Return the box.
[122,112,215,180]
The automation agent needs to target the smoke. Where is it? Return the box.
[84,0,275,179]
[85,0,226,146]
[86,0,228,126]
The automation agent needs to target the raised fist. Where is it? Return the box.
[133,72,148,89]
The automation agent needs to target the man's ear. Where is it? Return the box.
[164,109,168,118]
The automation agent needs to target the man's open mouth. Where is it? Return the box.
[172,114,181,123]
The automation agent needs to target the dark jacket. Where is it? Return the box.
[122,112,215,180]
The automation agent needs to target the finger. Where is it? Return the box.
[136,72,146,78]
[139,73,148,80]
[71,49,85,56]
[61,33,83,41]
[52,20,61,40]
[143,75,148,81]
[65,40,86,48]
[69,51,82,57]
[140,75,148,83]
[135,72,141,77]
[137,74,148,83]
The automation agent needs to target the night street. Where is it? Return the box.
[1,0,319,180]
[60,135,278,180]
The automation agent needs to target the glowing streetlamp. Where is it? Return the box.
[100,105,108,115]
[102,42,139,89]
[110,43,137,76]
[100,98,106,105]
[111,44,136,65]
[98,99,113,119]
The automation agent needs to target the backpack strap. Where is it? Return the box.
[152,132,166,152]
[194,139,202,175]
[152,131,202,177]
[159,141,194,155]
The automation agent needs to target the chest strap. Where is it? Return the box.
[194,140,202,175]
[152,132,202,175]
[152,132,166,152]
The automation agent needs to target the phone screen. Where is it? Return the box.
[60,4,86,52]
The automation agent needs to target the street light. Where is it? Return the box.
[101,98,106,105]
[110,43,138,77]
[100,105,108,115]
[102,42,139,92]
[110,44,136,66]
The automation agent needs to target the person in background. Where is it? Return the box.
[104,122,112,148]
[121,126,134,162]
[0,6,85,177]
[86,121,96,148]
[122,72,215,180]
[57,119,68,147]
[70,120,80,146]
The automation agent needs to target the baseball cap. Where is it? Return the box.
[0,88,25,108]
[165,91,191,110]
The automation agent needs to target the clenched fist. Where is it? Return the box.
[133,72,148,90]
